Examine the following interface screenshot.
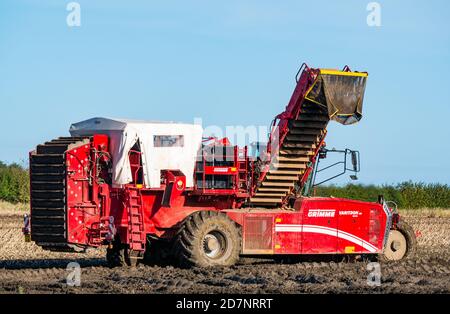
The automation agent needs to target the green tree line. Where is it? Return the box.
[0,161,30,203]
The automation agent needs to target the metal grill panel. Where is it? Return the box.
[243,216,273,254]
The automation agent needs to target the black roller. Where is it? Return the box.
[30,136,89,247]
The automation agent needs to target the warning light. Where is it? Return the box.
[176,180,185,191]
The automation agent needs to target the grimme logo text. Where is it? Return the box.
[307,209,336,218]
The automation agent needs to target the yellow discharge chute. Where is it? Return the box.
[305,69,368,125]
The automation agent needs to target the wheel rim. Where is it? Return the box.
[202,230,227,260]
[384,230,407,261]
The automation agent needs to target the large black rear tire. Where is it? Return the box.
[173,211,241,268]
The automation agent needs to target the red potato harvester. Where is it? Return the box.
[24,63,416,267]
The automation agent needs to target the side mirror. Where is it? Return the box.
[351,151,358,172]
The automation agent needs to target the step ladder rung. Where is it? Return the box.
[290,121,327,128]
[126,189,145,251]
[271,163,307,169]
[250,197,282,203]
[265,175,298,181]
[257,187,291,192]
[252,192,287,197]
[276,156,310,162]
[261,181,294,187]
[269,169,304,176]
[282,143,317,149]
[289,128,324,136]
[279,150,314,156]
[296,115,329,122]
[286,135,318,142]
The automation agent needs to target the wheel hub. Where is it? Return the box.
[203,231,227,259]
[205,236,220,251]
[391,240,401,251]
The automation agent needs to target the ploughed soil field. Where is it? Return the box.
[0,208,449,294]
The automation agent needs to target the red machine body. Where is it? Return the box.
[226,198,391,255]
[33,134,391,255]
[28,64,408,265]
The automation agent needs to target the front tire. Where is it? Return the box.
[173,211,241,267]
[382,220,416,261]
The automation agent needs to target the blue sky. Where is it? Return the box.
[0,0,449,184]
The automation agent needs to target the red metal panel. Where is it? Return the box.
[273,212,302,254]
[337,201,368,253]
[301,198,338,254]
[66,141,99,246]
[228,197,389,256]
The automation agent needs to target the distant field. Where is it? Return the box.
[0,201,28,215]
[399,208,450,217]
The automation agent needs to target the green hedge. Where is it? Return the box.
[314,182,450,209]
[0,159,449,208]
[0,161,29,203]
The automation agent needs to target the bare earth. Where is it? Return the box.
[0,208,449,294]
